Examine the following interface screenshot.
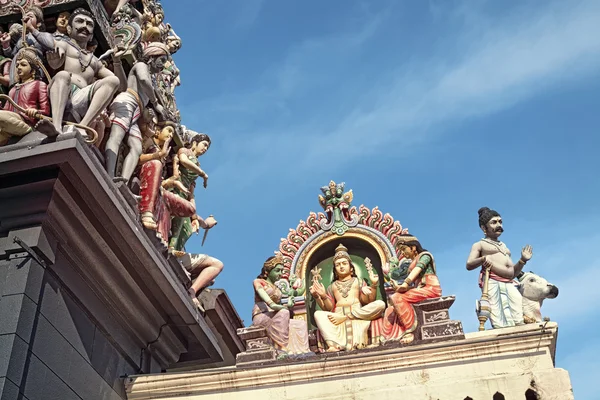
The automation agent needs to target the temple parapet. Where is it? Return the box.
[126,322,573,400]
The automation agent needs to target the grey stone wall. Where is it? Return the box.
[0,255,138,400]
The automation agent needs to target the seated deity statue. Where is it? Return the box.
[377,235,442,344]
[0,49,49,146]
[309,244,385,352]
[252,255,310,355]
[34,8,122,139]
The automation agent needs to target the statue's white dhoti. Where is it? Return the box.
[488,279,523,328]
[314,300,385,350]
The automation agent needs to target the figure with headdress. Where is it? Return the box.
[105,41,169,182]
[309,244,385,352]
[466,207,533,328]
[378,234,442,344]
[252,255,310,355]
[0,49,49,146]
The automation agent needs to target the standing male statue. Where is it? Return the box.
[35,8,123,138]
[466,207,532,328]
[105,41,168,182]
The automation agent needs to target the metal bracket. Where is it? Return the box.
[12,235,47,267]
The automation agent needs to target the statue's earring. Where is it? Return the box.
[67,26,72,35]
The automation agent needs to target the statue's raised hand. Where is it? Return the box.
[203,216,217,229]
[46,48,66,70]
[309,280,326,299]
[521,245,533,262]
[0,32,10,48]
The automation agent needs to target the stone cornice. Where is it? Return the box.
[0,136,223,369]
[125,322,560,399]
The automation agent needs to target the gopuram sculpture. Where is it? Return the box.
[0,0,223,312]
[466,207,532,329]
[235,181,464,363]
[36,8,122,139]
[377,234,442,344]
[105,41,169,182]
[252,254,310,355]
[0,48,48,146]
[465,207,560,330]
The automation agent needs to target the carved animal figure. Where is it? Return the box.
[517,271,559,323]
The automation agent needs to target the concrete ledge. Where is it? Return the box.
[124,322,571,400]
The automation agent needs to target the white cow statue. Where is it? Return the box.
[517,271,559,323]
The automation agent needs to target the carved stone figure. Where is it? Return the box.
[318,181,358,235]
[105,41,169,182]
[53,11,71,40]
[0,49,49,146]
[379,235,442,344]
[309,244,385,352]
[168,132,210,253]
[517,271,558,323]
[466,207,533,328]
[35,8,123,139]
[2,6,54,58]
[252,255,310,355]
[138,121,194,235]
[0,29,12,97]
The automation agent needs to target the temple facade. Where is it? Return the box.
[0,2,573,400]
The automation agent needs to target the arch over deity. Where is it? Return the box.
[261,181,464,354]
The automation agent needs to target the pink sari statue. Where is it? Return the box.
[377,235,442,344]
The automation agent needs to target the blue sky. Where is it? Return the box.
[162,0,600,397]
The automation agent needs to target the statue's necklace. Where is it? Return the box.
[65,39,93,72]
[481,238,509,256]
[334,278,354,298]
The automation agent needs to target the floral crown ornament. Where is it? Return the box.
[333,244,351,262]
[396,235,419,244]
[263,252,284,270]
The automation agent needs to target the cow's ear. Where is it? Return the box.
[516,271,525,281]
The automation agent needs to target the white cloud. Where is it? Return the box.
[188,0,600,191]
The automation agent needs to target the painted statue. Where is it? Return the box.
[517,271,558,323]
[168,132,210,253]
[35,8,123,139]
[378,235,442,344]
[318,180,358,235]
[0,29,12,97]
[309,244,385,352]
[252,255,310,355]
[2,6,54,58]
[138,121,194,235]
[105,41,169,182]
[466,207,533,328]
[53,11,71,41]
[0,49,49,146]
